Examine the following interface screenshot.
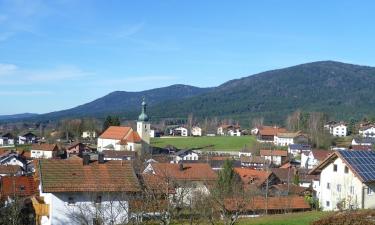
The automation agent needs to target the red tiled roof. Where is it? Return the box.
[225,196,310,211]
[270,168,295,183]
[103,150,137,159]
[351,145,372,151]
[31,143,58,151]
[259,126,287,136]
[271,184,308,195]
[150,163,217,181]
[99,126,132,140]
[0,165,22,175]
[141,174,175,194]
[126,131,142,143]
[260,150,288,157]
[1,176,37,199]
[234,168,272,187]
[39,159,141,193]
[312,150,333,161]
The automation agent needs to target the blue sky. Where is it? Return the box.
[1,0,375,114]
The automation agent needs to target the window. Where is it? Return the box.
[326,201,330,207]
[350,186,355,195]
[19,185,25,192]
[68,197,75,205]
[327,182,331,189]
[95,195,102,204]
[345,166,349,174]
[333,164,338,172]
[337,184,342,192]
[368,187,373,195]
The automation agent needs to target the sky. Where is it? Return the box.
[1,0,375,114]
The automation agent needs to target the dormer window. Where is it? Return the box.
[68,197,75,205]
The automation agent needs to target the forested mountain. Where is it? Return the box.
[3,61,375,124]
[148,61,375,123]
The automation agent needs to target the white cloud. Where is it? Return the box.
[0,63,91,84]
[0,63,18,76]
[0,90,52,96]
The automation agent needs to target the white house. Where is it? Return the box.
[300,149,332,169]
[81,131,97,139]
[18,132,38,144]
[30,143,59,159]
[359,126,375,138]
[38,157,141,225]
[217,125,241,136]
[274,132,308,146]
[191,126,202,136]
[0,133,15,147]
[171,127,189,137]
[328,123,348,137]
[97,126,142,152]
[172,149,199,163]
[351,137,375,146]
[259,150,288,166]
[310,150,375,211]
[288,144,311,157]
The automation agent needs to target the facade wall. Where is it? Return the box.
[97,138,138,151]
[31,150,54,159]
[320,157,363,211]
[40,191,129,225]
[137,121,150,144]
[360,127,375,138]
[332,125,347,137]
[274,137,294,146]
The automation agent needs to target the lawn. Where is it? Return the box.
[151,136,256,151]
[237,211,330,225]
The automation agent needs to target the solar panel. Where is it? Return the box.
[339,150,375,182]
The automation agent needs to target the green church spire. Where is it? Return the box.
[138,97,149,122]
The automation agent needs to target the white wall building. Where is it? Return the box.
[310,151,375,211]
[300,150,332,169]
[30,144,58,159]
[38,158,141,225]
[97,126,141,152]
[172,127,188,137]
[172,149,199,163]
[330,123,348,137]
[359,126,375,138]
[217,125,241,136]
[191,126,202,136]
[81,131,97,139]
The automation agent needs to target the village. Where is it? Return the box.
[0,99,375,225]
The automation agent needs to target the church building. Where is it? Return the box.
[97,98,151,154]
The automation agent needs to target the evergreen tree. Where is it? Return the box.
[217,159,240,196]
[102,116,121,131]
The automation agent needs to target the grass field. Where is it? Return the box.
[237,211,330,225]
[151,136,256,151]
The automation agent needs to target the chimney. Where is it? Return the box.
[83,153,90,165]
[178,161,184,171]
[98,152,105,164]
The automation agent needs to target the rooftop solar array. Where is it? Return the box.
[339,150,375,183]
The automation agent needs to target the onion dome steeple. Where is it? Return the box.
[138,97,149,122]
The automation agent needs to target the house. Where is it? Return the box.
[143,162,217,204]
[234,168,280,190]
[38,157,141,225]
[30,143,59,159]
[18,132,38,144]
[65,142,91,157]
[257,126,287,142]
[172,149,199,163]
[0,176,37,200]
[81,130,97,139]
[102,150,137,161]
[217,125,241,136]
[300,150,332,169]
[250,127,260,135]
[191,126,202,136]
[327,122,348,137]
[274,131,308,146]
[351,145,372,151]
[171,127,189,136]
[0,150,28,171]
[269,183,308,196]
[310,150,375,211]
[97,126,142,152]
[0,165,23,176]
[359,125,375,138]
[260,150,288,166]
[288,144,311,156]
[240,156,268,169]
[0,133,15,147]
[150,129,162,138]
[352,137,375,146]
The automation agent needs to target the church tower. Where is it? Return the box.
[137,98,150,145]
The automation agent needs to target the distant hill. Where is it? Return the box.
[148,61,375,123]
[0,113,39,120]
[3,61,375,124]
[36,84,213,120]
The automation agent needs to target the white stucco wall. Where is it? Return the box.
[40,191,129,225]
[31,150,54,159]
[97,138,139,152]
[319,157,370,211]
[274,137,294,146]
